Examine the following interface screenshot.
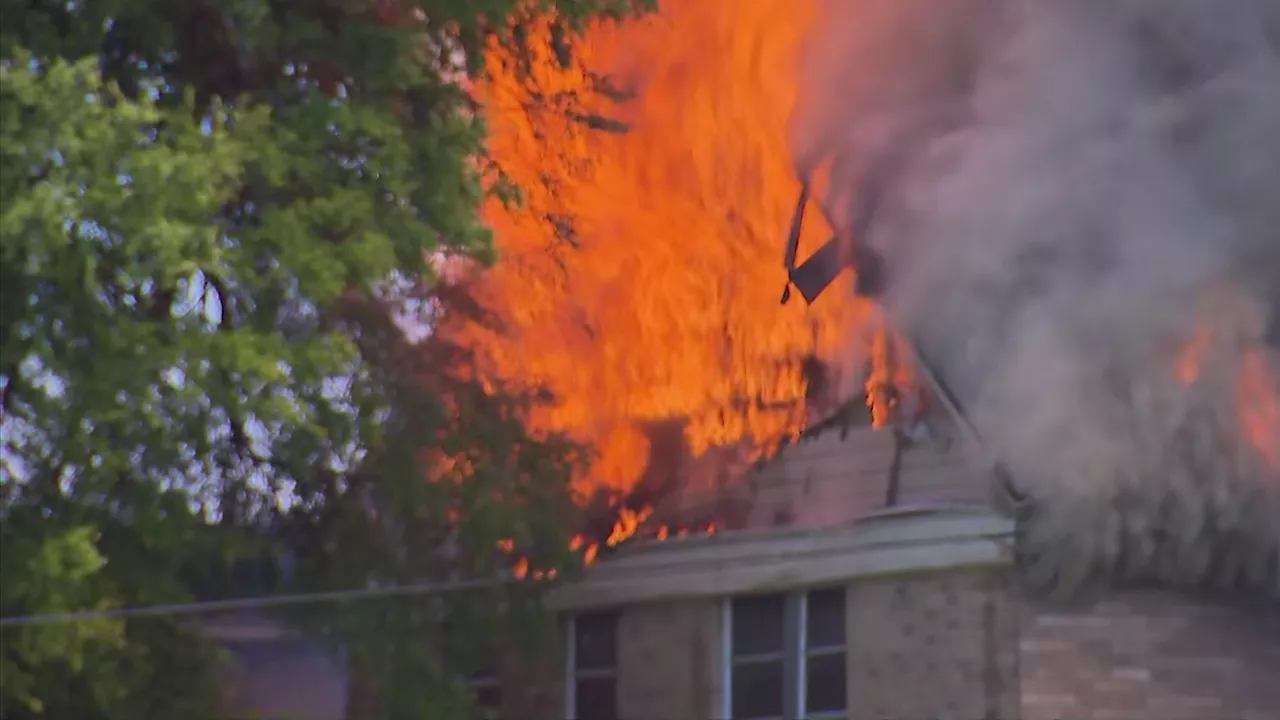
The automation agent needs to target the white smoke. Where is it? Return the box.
[792,0,1280,590]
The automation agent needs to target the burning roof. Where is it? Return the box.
[429,0,1280,597]
[781,0,1280,598]
[451,0,861,505]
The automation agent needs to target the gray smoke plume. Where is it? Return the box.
[792,0,1280,594]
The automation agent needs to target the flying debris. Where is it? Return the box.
[781,107,973,307]
[778,143,1016,495]
[779,141,920,305]
[779,179,887,304]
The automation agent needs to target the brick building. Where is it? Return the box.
[537,417,1280,720]
[212,404,1279,720]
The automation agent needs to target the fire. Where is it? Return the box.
[448,0,861,504]
[605,506,652,546]
[1175,323,1212,385]
[1174,308,1280,470]
[1237,349,1280,469]
[555,508,717,570]
[862,317,917,429]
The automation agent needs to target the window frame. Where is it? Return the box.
[460,667,501,717]
[564,610,620,720]
[722,587,847,720]
[450,636,502,717]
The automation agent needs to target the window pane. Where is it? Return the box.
[574,676,617,720]
[731,594,785,656]
[473,684,501,713]
[732,658,785,719]
[805,652,846,714]
[574,613,617,670]
[805,589,845,649]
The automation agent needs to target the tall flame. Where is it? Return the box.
[1174,300,1280,471]
[454,0,861,497]
[1238,350,1280,469]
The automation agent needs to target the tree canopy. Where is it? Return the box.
[0,0,641,717]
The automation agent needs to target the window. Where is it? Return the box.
[461,662,501,718]
[567,611,619,720]
[452,638,501,718]
[802,589,847,718]
[726,588,847,720]
[730,594,787,718]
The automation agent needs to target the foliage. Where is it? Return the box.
[0,0,638,717]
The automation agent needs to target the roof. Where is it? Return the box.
[608,379,1278,601]
[548,505,1013,611]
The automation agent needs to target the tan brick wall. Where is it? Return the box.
[846,567,1020,720]
[1020,591,1280,720]
[615,599,723,720]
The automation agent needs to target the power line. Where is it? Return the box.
[0,574,524,628]
[0,425,978,629]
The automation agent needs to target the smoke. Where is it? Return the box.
[792,0,1280,589]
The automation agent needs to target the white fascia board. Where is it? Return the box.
[547,506,1014,612]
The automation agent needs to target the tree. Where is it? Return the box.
[0,0,641,717]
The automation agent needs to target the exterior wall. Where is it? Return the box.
[590,563,1280,720]
[894,438,990,507]
[845,567,1020,720]
[552,507,1016,719]
[597,567,1022,720]
[1020,591,1280,720]
[616,599,723,719]
[557,408,1280,720]
[746,428,895,528]
[744,426,988,531]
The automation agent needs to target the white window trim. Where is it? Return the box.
[801,591,848,720]
[719,602,733,720]
[722,589,847,720]
[565,617,577,720]
[564,612,619,720]
[797,595,808,719]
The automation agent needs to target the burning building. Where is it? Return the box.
[457,0,1280,718]
[210,395,1279,720]
[216,0,1280,717]
[535,374,1278,720]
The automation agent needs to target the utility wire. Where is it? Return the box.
[0,442,984,629]
[0,421,987,630]
[0,574,524,628]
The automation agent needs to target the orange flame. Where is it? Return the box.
[558,508,718,569]
[606,506,652,546]
[1174,323,1212,385]
[1174,314,1280,470]
[1237,349,1280,469]
[453,0,860,502]
[862,317,917,429]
